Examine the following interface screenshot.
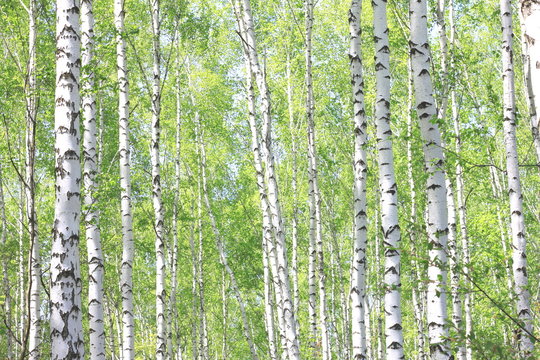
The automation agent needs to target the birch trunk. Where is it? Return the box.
[168,37,181,360]
[372,0,404,357]
[409,0,450,358]
[406,57,427,360]
[115,0,135,357]
[241,54,280,360]
[286,53,300,325]
[520,0,540,165]
[304,1,330,357]
[0,162,12,359]
[500,0,534,355]
[196,177,209,360]
[189,215,199,360]
[51,0,84,357]
[234,1,301,358]
[18,178,26,359]
[82,1,105,358]
[26,0,40,355]
[197,119,260,360]
[150,1,166,357]
[349,1,368,358]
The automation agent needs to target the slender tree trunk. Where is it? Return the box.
[286,52,300,322]
[82,1,105,358]
[305,0,318,351]
[50,0,84,357]
[196,178,209,360]
[304,1,330,358]
[520,0,540,165]
[234,2,301,358]
[24,0,40,357]
[240,53,280,360]
[18,176,26,360]
[406,57,427,360]
[221,270,228,360]
[149,1,166,357]
[188,213,199,360]
[196,120,260,360]
[0,162,12,359]
[168,35,181,360]
[500,0,534,355]
[115,1,135,357]
[348,1,368,358]
[409,0,450,358]
[372,0,404,357]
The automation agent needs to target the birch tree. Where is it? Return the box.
[409,0,450,358]
[115,0,135,357]
[304,1,330,357]
[500,0,534,355]
[372,0,404,357]
[50,0,84,357]
[82,1,105,358]
[0,161,12,359]
[349,1,368,358]
[24,0,40,357]
[234,1,301,358]
[149,0,167,357]
[520,0,540,164]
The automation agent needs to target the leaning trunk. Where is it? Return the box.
[500,0,534,355]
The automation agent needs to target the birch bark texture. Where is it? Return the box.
[304,1,330,358]
[520,0,540,165]
[409,0,450,358]
[348,1,368,358]
[150,1,167,357]
[115,0,135,357]
[81,1,105,358]
[500,0,534,356]
[372,0,404,357]
[234,1,301,358]
[51,0,84,358]
[0,162,12,359]
[26,0,40,357]
[242,52,279,360]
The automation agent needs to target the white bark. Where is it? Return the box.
[150,1,166,357]
[188,215,199,360]
[196,178,209,360]
[115,0,134,357]
[372,0,404,358]
[304,1,330,358]
[242,56,280,360]
[234,1,301,358]
[51,1,84,358]
[406,57,427,360]
[286,53,300,328]
[168,36,181,360]
[82,1,105,358]
[25,0,40,357]
[409,0,450,358]
[520,0,540,165]
[349,1,368,358]
[0,162,12,359]
[500,0,534,355]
